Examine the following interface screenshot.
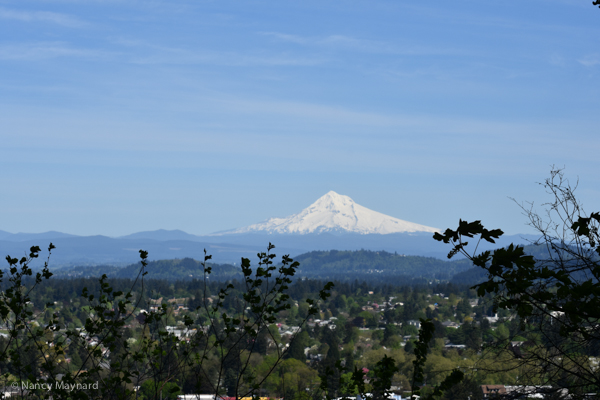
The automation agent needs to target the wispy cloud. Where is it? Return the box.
[260,31,464,57]
[132,51,323,67]
[111,37,324,66]
[578,54,600,67]
[320,35,397,53]
[0,42,110,61]
[0,7,87,28]
[260,32,307,44]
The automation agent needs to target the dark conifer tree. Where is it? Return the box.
[285,330,308,361]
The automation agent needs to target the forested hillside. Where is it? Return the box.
[294,250,472,281]
[53,258,243,280]
[51,250,473,282]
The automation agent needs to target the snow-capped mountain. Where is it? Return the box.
[217,191,439,235]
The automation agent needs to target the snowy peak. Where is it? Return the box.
[218,191,438,235]
[311,191,353,209]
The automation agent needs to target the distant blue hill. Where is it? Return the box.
[198,232,538,259]
[117,229,203,241]
[0,229,539,267]
[0,235,304,267]
[0,231,78,242]
[50,248,472,284]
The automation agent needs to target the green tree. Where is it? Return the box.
[320,327,341,396]
[140,380,181,400]
[440,376,483,400]
[434,169,600,397]
[0,243,333,400]
[286,330,309,362]
[343,322,359,344]
[382,324,400,348]
[411,319,464,400]
[455,299,471,321]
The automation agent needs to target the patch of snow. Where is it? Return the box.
[217,191,438,235]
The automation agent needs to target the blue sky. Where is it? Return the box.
[1,0,599,237]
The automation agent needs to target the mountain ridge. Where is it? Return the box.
[214,191,439,235]
[0,192,537,265]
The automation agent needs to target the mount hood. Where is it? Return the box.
[216,191,438,235]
